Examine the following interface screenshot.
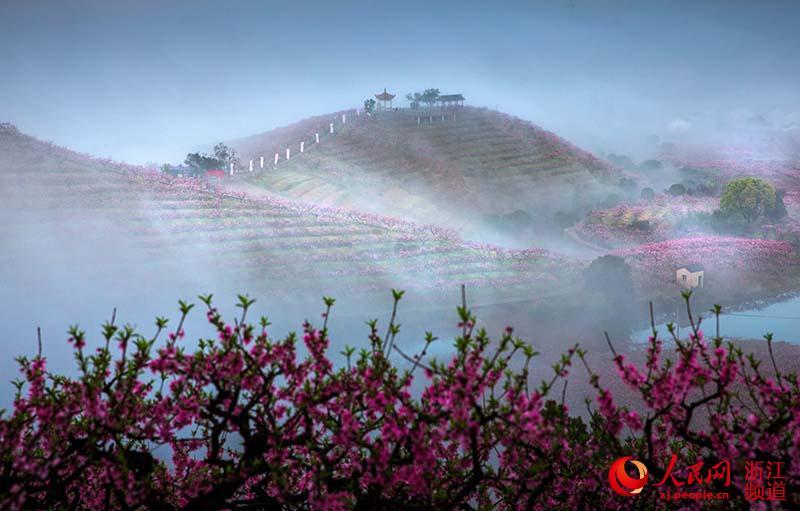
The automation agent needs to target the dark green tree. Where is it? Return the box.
[639,159,663,171]
[766,189,788,222]
[719,177,777,224]
[667,183,686,196]
[606,153,635,169]
[213,143,239,170]
[582,255,636,336]
[420,88,440,109]
[405,92,422,105]
[583,255,634,298]
[363,98,376,115]
[184,152,222,174]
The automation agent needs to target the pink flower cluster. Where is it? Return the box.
[579,194,718,248]
[616,236,799,294]
[1,293,798,509]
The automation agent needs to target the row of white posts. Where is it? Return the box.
[229,107,454,176]
[232,109,359,176]
[416,113,454,124]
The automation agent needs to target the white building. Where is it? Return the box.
[676,264,705,289]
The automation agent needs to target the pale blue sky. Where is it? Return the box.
[1,0,798,163]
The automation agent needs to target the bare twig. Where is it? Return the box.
[461,284,467,339]
[765,333,784,390]
[393,344,432,373]
[649,301,656,336]
[604,332,618,359]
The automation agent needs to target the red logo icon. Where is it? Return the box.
[609,456,649,497]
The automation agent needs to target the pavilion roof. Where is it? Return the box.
[438,94,465,101]
[375,88,395,100]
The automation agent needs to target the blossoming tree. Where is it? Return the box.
[1,291,797,510]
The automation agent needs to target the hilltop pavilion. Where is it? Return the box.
[437,94,465,107]
[375,88,395,110]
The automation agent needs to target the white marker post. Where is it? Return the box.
[260,156,264,169]
[274,153,279,165]
[356,108,360,116]
[249,159,253,172]
[329,123,334,134]
[286,148,291,160]
[315,133,320,143]
[342,113,346,124]
[300,141,305,153]
[229,162,234,176]
[417,116,421,125]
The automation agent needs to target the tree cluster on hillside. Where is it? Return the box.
[1,292,798,509]
[406,88,440,109]
[719,176,785,224]
[363,98,376,115]
[183,143,239,175]
[685,177,788,235]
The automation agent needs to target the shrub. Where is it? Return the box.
[667,183,686,196]
[640,159,663,171]
[606,153,635,169]
[766,189,788,222]
[693,182,718,196]
[640,187,655,200]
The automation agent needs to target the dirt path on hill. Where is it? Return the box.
[563,226,610,255]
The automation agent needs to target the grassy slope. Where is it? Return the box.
[0,124,581,305]
[229,107,624,234]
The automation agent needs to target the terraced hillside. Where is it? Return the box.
[0,123,581,307]
[230,107,629,237]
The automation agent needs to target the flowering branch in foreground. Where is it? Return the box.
[0,291,798,510]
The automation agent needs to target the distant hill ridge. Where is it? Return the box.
[0,122,145,176]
